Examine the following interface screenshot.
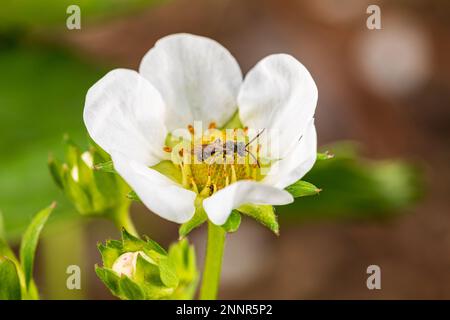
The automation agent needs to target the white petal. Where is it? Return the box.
[238,54,317,159]
[112,152,196,224]
[139,33,242,130]
[203,181,293,225]
[263,120,317,189]
[84,69,167,166]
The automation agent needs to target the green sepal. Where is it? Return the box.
[159,257,179,288]
[64,135,80,168]
[152,160,182,184]
[97,242,122,268]
[96,230,197,300]
[94,160,116,174]
[91,149,130,212]
[317,151,334,161]
[121,228,167,257]
[50,137,132,225]
[95,266,121,297]
[179,198,207,238]
[20,202,55,289]
[221,111,243,129]
[48,155,64,189]
[167,239,199,300]
[119,276,145,300]
[285,180,321,198]
[0,256,22,300]
[221,210,241,233]
[133,254,174,299]
[142,235,167,256]
[121,228,147,252]
[127,190,141,202]
[61,165,92,214]
[88,137,110,162]
[238,204,279,235]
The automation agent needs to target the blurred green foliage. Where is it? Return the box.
[280,143,421,220]
[0,204,55,300]
[0,42,106,239]
[1,0,164,32]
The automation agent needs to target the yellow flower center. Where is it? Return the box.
[161,123,269,196]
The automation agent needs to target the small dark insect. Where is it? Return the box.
[195,129,265,167]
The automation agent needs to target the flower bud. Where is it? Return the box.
[48,136,131,225]
[112,252,140,278]
[112,251,154,278]
[96,229,198,300]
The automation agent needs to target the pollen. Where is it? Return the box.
[208,122,217,129]
[163,146,172,153]
[188,124,195,135]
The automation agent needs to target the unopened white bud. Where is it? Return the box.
[112,251,153,278]
[81,151,94,168]
[71,166,79,182]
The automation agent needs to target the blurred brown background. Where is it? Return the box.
[2,0,449,299]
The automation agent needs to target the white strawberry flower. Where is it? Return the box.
[84,33,317,226]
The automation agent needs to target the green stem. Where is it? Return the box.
[111,204,138,237]
[199,221,226,300]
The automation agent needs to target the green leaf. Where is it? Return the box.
[280,142,422,220]
[221,210,241,233]
[0,213,17,263]
[0,257,22,300]
[238,204,279,235]
[119,276,145,300]
[285,180,321,198]
[20,203,55,289]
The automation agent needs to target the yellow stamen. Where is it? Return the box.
[231,165,237,183]
[191,178,198,193]
[200,176,212,197]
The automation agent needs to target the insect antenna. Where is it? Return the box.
[246,149,260,168]
[245,128,265,148]
[243,128,265,168]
